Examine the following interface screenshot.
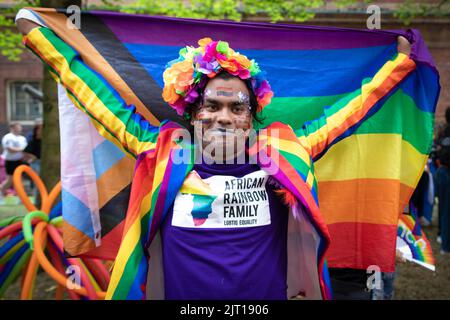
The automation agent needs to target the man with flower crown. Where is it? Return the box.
[16,17,413,300]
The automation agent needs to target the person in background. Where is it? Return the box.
[0,123,28,198]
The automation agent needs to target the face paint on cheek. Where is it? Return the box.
[233,113,252,130]
[196,113,212,124]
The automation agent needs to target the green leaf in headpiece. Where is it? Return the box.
[216,41,229,55]
[249,60,261,76]
[179,47,188,58]
[193,71,202,83]
[176,89,186,96]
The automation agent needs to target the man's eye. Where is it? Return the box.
[205,104,218,111]
[232,105,246,113]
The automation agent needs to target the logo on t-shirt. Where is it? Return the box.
[172,170,271,228]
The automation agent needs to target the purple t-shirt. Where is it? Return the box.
[160,161,289,300]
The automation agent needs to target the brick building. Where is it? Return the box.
[0,1,448,138]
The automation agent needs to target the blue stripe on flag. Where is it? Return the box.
[62,189,96,240]
[92,139,126,179]
[123,43,396,96]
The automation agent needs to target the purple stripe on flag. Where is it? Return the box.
[92,10,398,50]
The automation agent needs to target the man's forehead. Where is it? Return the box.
[205,77,249,92]
[203,89,250,104]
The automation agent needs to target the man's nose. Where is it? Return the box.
[215,108,233,126]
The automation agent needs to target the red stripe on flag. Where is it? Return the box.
[327,222,397,272]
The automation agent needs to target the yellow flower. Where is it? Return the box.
[233,54,251,69]
[163,60,193,85]
[198,37,213,47]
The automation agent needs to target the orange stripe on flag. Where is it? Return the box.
[318,178,414,225]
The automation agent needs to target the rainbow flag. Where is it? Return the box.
[397,206,435,271]
[17,8,439,275]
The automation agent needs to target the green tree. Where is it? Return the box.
[395,0,450,26]
[0,1,39,61]
[118,0,352,22]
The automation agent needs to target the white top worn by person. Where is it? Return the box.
[2,126,28,161]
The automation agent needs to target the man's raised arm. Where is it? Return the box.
[296,36,415,161]
[16,18,160,158]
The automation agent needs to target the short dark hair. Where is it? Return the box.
[185,71,264,124]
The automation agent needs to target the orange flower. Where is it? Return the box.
[162,84,179,104]
[233,54,251,69]
[217,59,238,73]
[174,70,194,92]
[163,60,193,86]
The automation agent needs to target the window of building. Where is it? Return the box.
[7,81,43,124]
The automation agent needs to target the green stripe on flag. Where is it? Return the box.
[354,89,434,154]
[255,93,348,130]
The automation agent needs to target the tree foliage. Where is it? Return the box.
[394,0,450,25]
[0,14,23,61]
[117,0,350,22]
[0,1,41,61]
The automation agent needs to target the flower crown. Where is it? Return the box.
[162,37,273,118]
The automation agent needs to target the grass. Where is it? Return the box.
[0,200,28,220]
